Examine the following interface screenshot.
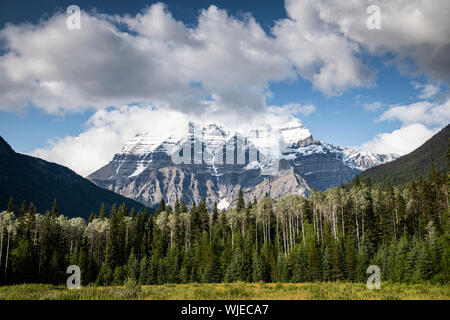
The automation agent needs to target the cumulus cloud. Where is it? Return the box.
[412,82,441,99]
[306,0,450,83]
[363,102,382,111]
[32,106,188,176]
[272,0,374,95]
[0,1,386,117]
[1,1,449,113]
[378,99,450,126]
[0,4,294,116]
[360,123,438,155]
[362,97,449,155]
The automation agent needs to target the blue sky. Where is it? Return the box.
[0,0,448,176]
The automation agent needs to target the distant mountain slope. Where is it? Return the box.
[356,124,449,187]
[0,136,148,218]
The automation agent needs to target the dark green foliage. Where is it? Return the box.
[0,164,448,286]
[0,136,148,219]
[355,124,449,187]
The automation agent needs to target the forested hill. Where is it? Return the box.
[354,124,449,187]
[0,136,148,218]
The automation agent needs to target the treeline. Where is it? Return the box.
[0,169,449,286]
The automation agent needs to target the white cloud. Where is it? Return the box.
[378,99,450,126]
[272,0,374,96]
[0,1,385,117]
[1,0,449,114]
[0,4,293,116]
[278,103,316,116]
[304,0,450,83]
[364,97,449,155]
[32,106,190,176]
[363,102,382,111]
[412,82,441,99]
[360,123,439,155]
[1,1,448,114]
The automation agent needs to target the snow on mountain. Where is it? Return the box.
[88,120,398,208]
[120,132,166,156]
[279,120,312,146]
[342,147,399,171]
[282,139,399,171]
[113,121,398,176]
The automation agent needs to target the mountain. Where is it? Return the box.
[88,121,398,208]
[355,124,449,187]
[0,136,148,218]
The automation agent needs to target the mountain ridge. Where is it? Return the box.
[355,124,450,187]
[0,136,148,218]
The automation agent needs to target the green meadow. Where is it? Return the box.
[0,282,448,300]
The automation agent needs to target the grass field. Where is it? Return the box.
[0,282,449,300]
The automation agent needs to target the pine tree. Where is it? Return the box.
[354,175,361,187]
[237,189,245,212]
[331,243,343,281]
[225,247,246,282]
[49,251,61,284]
[88,212,96,223]
[18,200,27,218]
[291,245,308,282]
[308,239,321,281]
[113,266,125,285]
[7,196,14,213]
[139,256,148,285]
[159,199,166,212]
[355,247,369,282]
[99,203,106,220]
[126,252,139,281]
[321,247,331,281]
[275,253,289,282]
[212,202,219,226]
[344,236,357,281]
[252,249,265,282]
[51,198,58,217]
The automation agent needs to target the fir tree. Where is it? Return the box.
[7,196,14,213]
[99,203,106,220]
[51,198,58,218]
[308,239,321,281]
[344,236,357,281]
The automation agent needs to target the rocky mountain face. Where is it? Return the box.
[88,121,398,208]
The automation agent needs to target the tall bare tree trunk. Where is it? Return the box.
[301,211,305,246]
[4,231,11,281]
[255,219,258,250]
[355,210,360,251]
[0,227,3,268]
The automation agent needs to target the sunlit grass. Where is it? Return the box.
[0,282,448,300]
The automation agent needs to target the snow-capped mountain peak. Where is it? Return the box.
[279,120,312,146]
[342,147,399,171]
[88,121,398,208]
